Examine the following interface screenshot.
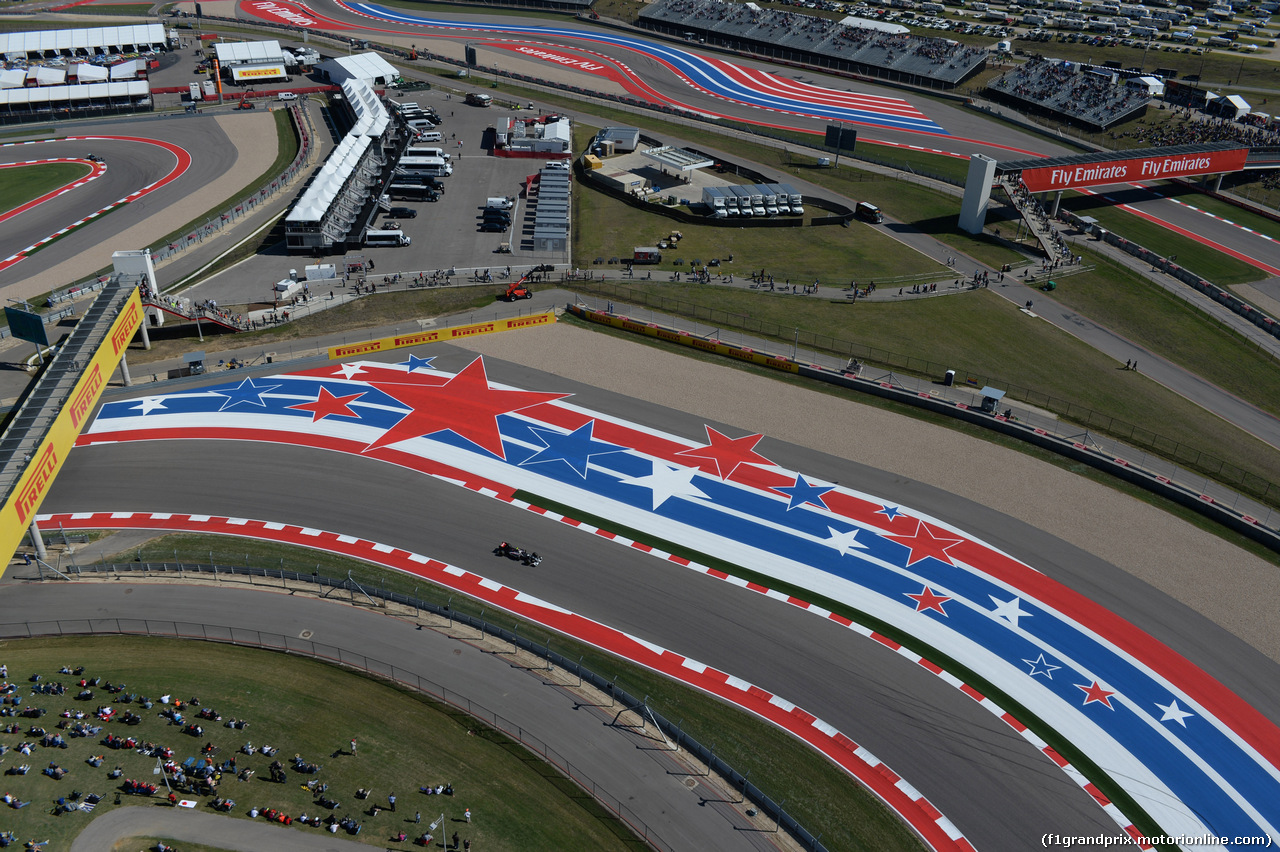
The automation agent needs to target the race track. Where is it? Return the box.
[36,341,1280,851]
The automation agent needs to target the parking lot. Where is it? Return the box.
[364,89,571,273]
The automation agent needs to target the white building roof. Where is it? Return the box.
[214,40,284,65]
[0,69,25,89]
[74,63,109,82]
[342,77,389,137]
[0,25,165,57]
[0,80,148,106]
[838,15,911,34]
[286,134,373,223]
[319,52,399,85]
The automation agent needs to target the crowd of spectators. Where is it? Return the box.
[0,663,477,849]
[987,57,1149,129]
[640,0,986,85]
[1116,110,1280,149]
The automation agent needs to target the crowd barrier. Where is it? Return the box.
[1057,210,1280,343]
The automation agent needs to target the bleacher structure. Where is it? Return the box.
[638,0,986,88]
[285,74,393,254]
[985,57,1150,131]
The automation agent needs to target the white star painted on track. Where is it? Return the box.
[989,595,1030,628]
[1023,653,1060,679]
[333,363,367,379]
[822,526,867,557]
[617,461,709,510]
[1156,699,1194,727]
[130,397,168,415]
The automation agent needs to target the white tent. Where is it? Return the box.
[318,52,399,86]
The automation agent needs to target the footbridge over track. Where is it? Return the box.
[957,141,1276,234]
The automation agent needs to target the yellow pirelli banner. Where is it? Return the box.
[579,309,801,374]
[328,311,556,360]
[0,287,143,569]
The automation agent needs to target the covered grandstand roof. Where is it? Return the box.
[214,39,284,65]
[0,25,166,57]
[318,52,399,86]
[0,80,148,107]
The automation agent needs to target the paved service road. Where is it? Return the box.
[47,345,1280,850]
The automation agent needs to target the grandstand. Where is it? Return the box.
[986,57,1150,131]
[638,0,986,88]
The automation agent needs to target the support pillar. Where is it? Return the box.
[28,519,46,561]
[119,352,132,387]
[958,154,998,235]
[1214,173,1224,192]
[1051,190,1063,217]
[138,318,151,351]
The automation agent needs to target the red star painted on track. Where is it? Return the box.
[675,427,774,479]
[887,520,965,567]
[364,356,570,457]
[288,387,365,422]
[1077,681,1116,709]
[905,586,951,615]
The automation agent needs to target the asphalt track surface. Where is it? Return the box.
[0,118,235,292]
[39,344,1280,850]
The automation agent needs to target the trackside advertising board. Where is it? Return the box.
[576,308,801,374]
[1017,147,1249,192]
[327,312,555,360]
[0,287,142,571]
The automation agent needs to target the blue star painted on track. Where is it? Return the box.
[400,354,436,372]
[519,422,626,478]
[876,504,903,521]
[777,475,834,511]
[211,378,282,411]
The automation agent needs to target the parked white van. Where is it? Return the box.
[277,92,298,102]
[413,130,444,143]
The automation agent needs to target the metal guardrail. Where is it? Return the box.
[8,562,830,852]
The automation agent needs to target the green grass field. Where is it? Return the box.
[0,637,642,852]
[98,533,926,852]
[574,183,946,282]
[0,163,91,218]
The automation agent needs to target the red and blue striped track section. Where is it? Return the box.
[78,356,1280,849]
[337,1,946,134]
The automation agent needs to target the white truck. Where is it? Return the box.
[365,229,411,247]
[202,79,216,99]
[188,82,202,102]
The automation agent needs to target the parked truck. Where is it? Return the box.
[701,186,729,218]
[632,247,663,264]
[188,82,202,102]
[203,79,216,99]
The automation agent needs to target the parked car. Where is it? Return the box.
[479,221,508,232]
[387,207,418,218]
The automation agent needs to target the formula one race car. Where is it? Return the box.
[494,542,542,567]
